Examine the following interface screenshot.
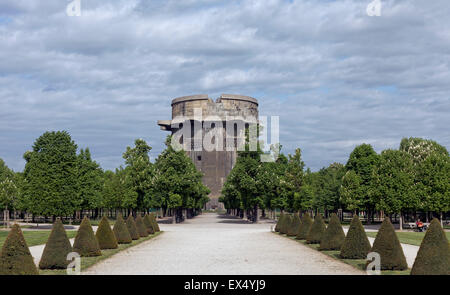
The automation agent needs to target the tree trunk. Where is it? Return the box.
[399,212,403,231]
[440,212,443,227]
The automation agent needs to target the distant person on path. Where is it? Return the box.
[416,219,425,232]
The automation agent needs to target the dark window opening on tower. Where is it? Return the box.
[197,155,202,161]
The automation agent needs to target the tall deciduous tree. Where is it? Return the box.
[22,131,79,217]
[76,148,103,213]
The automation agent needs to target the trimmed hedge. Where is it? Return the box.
[340,215,371,259]
[150,212,160,232]
[319,213,345,251]
[143,214,155,235]
[287,214,301,236]
[95,216,118,249]
[73,216,102,257]
[411,218,450,275]
[126,215,140,240]
[0,224,39,275]
[275,213,285,232]
[113,214,132,244]
[370,217,407,270]
[306,214,326,244]
[39,218,73,269]
[135,215,149,238]
[281,214,292,235]
[296,213,313,240]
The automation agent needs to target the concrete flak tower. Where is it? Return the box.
[158,94,259,209]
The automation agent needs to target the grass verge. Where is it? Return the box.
[39,231,162,275]
[274,232,410,275]
[0,230,78,248]
[366,231,450,247]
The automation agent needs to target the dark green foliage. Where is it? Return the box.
[319,213,345,250]
[296,213,313,240]
[126,215,140,240]
[306,214,326,244]
[135,215,149,237]
[113,214,132,244]
[73,217,102,257]
[411,218,450,275]
[340,215,371,259]
[95,216,118,249]
[370,217,407,270]
[287,214,301,236]
[275,213,284,232]
[0,224,39,275]
[39,219,73,269]
[150,212,160,232]
[143,214,155,234]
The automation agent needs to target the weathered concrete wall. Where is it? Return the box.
[158,94,259,209]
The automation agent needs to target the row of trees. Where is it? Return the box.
[0,131,210,222]
[221,137,449,227]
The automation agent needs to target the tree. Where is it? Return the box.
[344,144,379,222]
[0,159,19,226]
[135,215,148,237]
[339,170,362,213]
[400,137,448,165]
[340,215,371,259]
[411,218,450,275]
[296,213,313,240]
[76,148,103,213]
[0,224,38,275]
[306,214,326,244]
[319,213,345,250]
[153,136,210,217]
[39,218,73,269]
[370,217,408,270]
[372,149,416,230]
[123,139,153,210]
[73,217,102,257]
[126,215,140,240]
[22,131,79,217]
[101,168,137,211]
[112,214,132,244]
[95,216,118,249]
[143,214,155,234]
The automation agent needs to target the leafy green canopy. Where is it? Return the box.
[95,216,118,249]
[296,213,313,240]
[0,224,39,275]
[370,217,408,270]
[411,218,450,275]
[39,218,73,269]
[73,217,102,257]
[306,214,327,244]
[22,131,79,216]
[126,215,140,240]
[319,213,345,251]
[113,214,132,244]
[152,136,210,212]
[340,215,371,259]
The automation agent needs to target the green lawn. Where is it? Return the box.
[40,231,162,275]
[366,231,450,246]
[0,230,78,249]
[275,232,410,275]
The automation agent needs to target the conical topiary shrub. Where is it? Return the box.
[340,215,371,259]
[113,214,132,244]
[275,213,285,232]
[39,218,73,269]
[370,217,407,270]
[411,218,450,275]
[143,214,155,235]
[73,216,102,257]
[126,215,140,240]
[280,214,292,235]
[0,224,39,275]
[296,213,313,240]
[306,214,327,244]
[150,212,160,232]
[287,214,301,236]
[135,215,149,237]
[319,213,345,251]
[95,216,118,249]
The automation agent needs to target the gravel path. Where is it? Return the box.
[83,213,364,275]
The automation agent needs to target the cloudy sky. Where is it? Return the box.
[0,0,449,172]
